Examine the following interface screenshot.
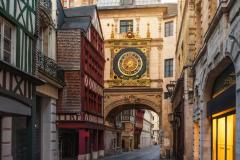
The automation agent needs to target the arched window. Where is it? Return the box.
[208,64,236,160]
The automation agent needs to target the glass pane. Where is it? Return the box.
[4,24,11,39]
[12,117,29,160]
[212,119,217,160]
[3,24,11,63]
[218,117,225,160]
[227,115,235,160]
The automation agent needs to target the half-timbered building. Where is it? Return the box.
[0,0,44,159]
[56,4,105,160]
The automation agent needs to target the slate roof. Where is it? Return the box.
[57,1,103,38]
[64,5,96,18]
[61,16,91,32]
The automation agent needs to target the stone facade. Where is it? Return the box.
[98,4,177,156]
[140,110,154,148]
[193,0,240,159]
[174,0,240,160]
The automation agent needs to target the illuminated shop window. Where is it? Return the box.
[212,114,235,160]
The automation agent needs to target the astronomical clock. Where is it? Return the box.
[110,46,150,87]
[113,48,146,80]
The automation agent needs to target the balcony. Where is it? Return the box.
[37,52,64,83]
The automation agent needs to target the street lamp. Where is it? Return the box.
[166,81,176,98]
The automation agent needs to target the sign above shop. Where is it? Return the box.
[57,112,104,124]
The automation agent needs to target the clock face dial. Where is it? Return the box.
[118,52,143,76]
[113,48,146,79]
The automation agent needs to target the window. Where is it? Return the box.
[212,114,236,160]
[122,0,133,5]
[38,27,49,56]
[120,20,133,33]
[165,21,173,37]
[0,18,15,64]
[164,59,173,77]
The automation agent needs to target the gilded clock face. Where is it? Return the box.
[113,48,146,79]
[118,52,143,76]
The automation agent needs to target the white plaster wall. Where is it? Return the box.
[140,131,152,148]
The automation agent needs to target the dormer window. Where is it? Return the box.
[122,0,133,5]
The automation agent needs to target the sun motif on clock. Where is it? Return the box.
[113,48,146,79]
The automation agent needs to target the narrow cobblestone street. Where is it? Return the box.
[104,145,161,160]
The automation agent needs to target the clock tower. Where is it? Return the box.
[98,2,177,156]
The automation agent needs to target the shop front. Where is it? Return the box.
[207,64,236,160]
[57,113,104,160]
[0,61,43,159]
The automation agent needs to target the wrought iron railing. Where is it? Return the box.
[40,0,52,11]
[38,52,64,82]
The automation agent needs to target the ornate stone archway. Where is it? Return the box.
[104,88,162,120]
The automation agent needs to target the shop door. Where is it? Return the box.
[212,114,236,160]
[59,130,78,160]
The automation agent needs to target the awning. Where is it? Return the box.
[0,95,31,116]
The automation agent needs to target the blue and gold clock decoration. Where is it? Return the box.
[113,48,147,79]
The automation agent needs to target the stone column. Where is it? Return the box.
[41,98,58,160]
[1,117,13,160]
[183,69,193,160]
[235,59,240,159]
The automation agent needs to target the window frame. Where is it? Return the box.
[164,21,174,37]
[164,58,173,77]
[121,0,133,5]
[0,17,16,65]
[119,19,133,33]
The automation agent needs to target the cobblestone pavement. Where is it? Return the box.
[103,145,164,160]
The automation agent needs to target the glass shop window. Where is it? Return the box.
[212,114,236,160]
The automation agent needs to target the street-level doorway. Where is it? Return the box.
[59,129,78,160]
[212,113,235,160]
[207,64,236,160]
